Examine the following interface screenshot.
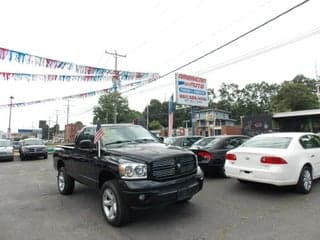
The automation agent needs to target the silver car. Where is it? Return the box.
[0,139,14,161]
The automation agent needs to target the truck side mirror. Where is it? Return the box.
[79,140,93,149]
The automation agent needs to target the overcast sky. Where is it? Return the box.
[0,0,320,133]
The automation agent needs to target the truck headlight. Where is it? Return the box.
[119,159,147,179]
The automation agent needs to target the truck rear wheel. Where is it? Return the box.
[57,167,75,195]
[101,180,130,226]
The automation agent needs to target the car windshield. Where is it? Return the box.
[192,137,218,147]
[206,138,223,147]
[101,125,157,145]
[0,140,10,147]
[242,136,292,149]
[23,139,44,146]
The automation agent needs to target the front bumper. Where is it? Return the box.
[21,151,47,157]
[0,153,14,161]
[119,167,204,208]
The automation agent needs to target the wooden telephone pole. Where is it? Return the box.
[105,50,126,92]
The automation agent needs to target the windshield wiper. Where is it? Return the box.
[104,140,133,146]
[134,138,156,143]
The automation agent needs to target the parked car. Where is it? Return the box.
[190,135,249,176]
[53,124,204,226]
[164,136,203,148]
[0,139,14,161]
[19,138,48,160]
[225,132,320,194]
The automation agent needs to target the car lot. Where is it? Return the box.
[1,155,320,240]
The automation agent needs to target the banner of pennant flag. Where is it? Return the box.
[0,47,159,81]
[0,77,157,109]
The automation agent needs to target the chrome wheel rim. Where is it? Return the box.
[303,170,312,191]
[102,188,117,221]
[58,171,65,191]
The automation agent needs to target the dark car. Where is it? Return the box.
[164,136,203,148]
[189,135,249,176]
[53,124,204,226]
[19,138,48,160]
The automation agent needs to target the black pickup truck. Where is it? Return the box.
[53,124,204,226]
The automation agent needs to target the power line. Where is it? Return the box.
[124,25,320,97]
[196,25,320,75]
[159,0,310,79]
[162,0,274,66]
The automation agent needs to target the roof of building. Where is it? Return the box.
[273,109,320,118]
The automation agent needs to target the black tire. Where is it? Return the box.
[101,180,130,226]
[43,154,48,160]
[20,154,25,161]
[57,167,75,195]
[296,165,313,194]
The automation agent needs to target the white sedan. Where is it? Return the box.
[225,132,320,194]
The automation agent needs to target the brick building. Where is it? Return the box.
[65,122,83,143]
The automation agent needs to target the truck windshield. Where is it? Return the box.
[101,125,157,145]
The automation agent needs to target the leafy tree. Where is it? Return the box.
[271,80,319,112]
[148,120,162,130]
[93,92,141,124]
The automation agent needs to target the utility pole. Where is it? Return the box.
[146,104,149,130]
[7,96,14,139]
[47,116,52,141]
[66,99,70,126]
[105,50,126,92]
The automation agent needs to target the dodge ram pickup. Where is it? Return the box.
[53,124,204,226]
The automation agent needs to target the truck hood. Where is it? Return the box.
[104,142,194,163]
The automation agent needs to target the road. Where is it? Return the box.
[0,155,319,240]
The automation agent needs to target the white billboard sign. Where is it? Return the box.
[175,73,208,107]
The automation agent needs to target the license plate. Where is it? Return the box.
[177,188,192,201]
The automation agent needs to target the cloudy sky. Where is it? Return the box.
[0,0,320,133]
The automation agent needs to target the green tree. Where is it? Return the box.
[148,120,162,130]
[93,92,141,124]
[271,81,319,112]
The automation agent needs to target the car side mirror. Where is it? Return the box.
[79,140,93,149]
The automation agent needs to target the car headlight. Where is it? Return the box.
[119,159,147,179]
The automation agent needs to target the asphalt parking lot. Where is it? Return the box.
[1,155,320,240]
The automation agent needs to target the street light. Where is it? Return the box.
[8,96,14,139]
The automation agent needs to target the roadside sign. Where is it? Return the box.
[175,73,208,107]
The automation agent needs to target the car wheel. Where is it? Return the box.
[57,167,75,195]
[101,180,130,226]
[296,165,312,194]
[43,154,48,160]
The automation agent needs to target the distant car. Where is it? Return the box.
[12,140,21,149]
[225,132,320,194]
[0,139,14,161]
[190,135,249,176]
[19,138,48,160]
[164,136,203,148]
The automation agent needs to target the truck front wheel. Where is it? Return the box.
[101,180,130,226]
[57,167,75,195]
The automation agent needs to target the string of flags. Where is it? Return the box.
[0,47,160,81]
[0,77,157,109]
[0,72,105,81]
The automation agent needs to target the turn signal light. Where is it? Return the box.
[226,153,236,161]
[198,151,213,161]
[260,156,287,164]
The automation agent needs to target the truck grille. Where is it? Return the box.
[150,155,196,180]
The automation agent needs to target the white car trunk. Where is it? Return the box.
[231,147,289,170]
